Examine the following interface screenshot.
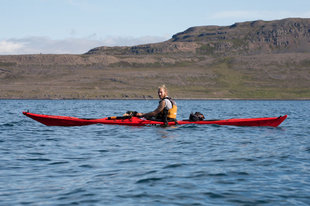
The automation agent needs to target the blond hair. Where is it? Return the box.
[158,84,168,95]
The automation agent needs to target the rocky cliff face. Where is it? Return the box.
[86,42,200,55]
[86,18,310,55]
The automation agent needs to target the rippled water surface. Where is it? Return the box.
[0,100,309,205]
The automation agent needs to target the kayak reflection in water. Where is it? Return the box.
[136,85,177,125]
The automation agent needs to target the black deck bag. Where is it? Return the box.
[189,112,205,121]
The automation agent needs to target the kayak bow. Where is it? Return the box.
[23,112,287,127]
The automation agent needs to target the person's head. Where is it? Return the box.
[158,85,168,99]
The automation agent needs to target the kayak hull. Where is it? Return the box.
[23,112,287,127]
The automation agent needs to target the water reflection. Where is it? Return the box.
[156,126,179,138]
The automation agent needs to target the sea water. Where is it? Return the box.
[0,100,309,205]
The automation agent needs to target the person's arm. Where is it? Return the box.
[138,101,166,118]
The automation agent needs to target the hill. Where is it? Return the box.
[86,18,310,55]
[0,18,310,99]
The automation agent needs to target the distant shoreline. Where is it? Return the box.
[1,98,310,101]
[1,18,310,101]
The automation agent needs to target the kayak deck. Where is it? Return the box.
[23,112,287,127]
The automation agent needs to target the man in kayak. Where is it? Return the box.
[136,85,177,125]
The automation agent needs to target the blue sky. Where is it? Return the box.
[1,0,310,54]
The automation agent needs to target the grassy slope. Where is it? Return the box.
[1,54,309,99]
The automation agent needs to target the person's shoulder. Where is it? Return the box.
[159,99,166,105]
[164,98,170,103]
[166,97,176,105]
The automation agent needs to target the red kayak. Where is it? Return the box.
[23,112,287,127]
